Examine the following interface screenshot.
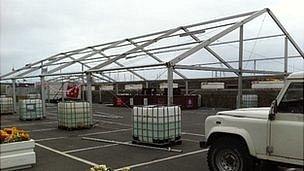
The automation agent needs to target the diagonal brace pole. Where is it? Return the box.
[170,8,268,65]
[181,27,239,76]
[127,39,188,80]
[88,27,182,71]
[46,40,126,74]
[267,9,304,58]
[92,49,147,81]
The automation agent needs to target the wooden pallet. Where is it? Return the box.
[132,136,182,147]
[0,112,14,115]
[58,125,93,131]
[19,117,43,121]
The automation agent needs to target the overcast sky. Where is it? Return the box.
[0,0,303,80]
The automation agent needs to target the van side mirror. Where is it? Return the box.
[269,99,278,120]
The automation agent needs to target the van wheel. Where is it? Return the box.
[207,136,254,171]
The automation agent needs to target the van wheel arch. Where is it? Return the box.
[207,134,256,171]
[207,132,249,151]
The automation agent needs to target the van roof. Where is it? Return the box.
[287,72,304,79]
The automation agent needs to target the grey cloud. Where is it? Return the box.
[0,0,303,77]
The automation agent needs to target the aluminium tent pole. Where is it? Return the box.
[236,25,244,109]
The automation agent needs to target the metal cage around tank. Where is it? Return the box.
[57,101,93,130]
[0,97,14,114]
[18,99,43,120]
[133,105,182,145]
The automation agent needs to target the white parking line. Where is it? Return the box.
[79,128,132,136]
[94,112,123,119]
[35,137,66,142]
[114,149,209,170]
[63,144,119,154]
[36,143,98,166]
[182,132,205,137]
[94,114,122,119]
[1,121,57,128]
[97,120,131,127]
[34,128,132,142]
[30,128,57,132]
[181,138,199,143]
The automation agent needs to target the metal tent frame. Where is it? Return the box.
[1,8,303,115]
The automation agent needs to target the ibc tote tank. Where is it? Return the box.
[57,101,92,129]
[19,99,43,120]
[133,105,182,145]
[0,97,14,114]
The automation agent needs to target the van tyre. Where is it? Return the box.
[207,136,254,171]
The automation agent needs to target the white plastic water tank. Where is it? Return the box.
[57,101,92,129]
[251,81,284,89]
[27,94,41,99]
[0,97,13,114]
[19,99,43,120]
[133,105,181,144]
[201,82,225,89]
[242,94,258,108]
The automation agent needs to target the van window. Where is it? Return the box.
[277,82,303,114]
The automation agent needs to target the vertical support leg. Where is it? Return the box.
[115,83,119,94]
[61,78,65,102]
[167,66,174,106]
[41,76,46,117]
[145,82,149,89]
[47,79,50,104]
[12,79,17,113]
[48,87,50,103]
[253,60,257,76]
[145,82,149,95]
[185,80,189,95]
[284,37,288,82]
[86,73,93,120]
[99,88,102,103]
[237,25,244,109]
[82,64,85,100]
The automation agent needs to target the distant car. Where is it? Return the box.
[200,72,304,171]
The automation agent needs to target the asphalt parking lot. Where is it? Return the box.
[1,104,302,171]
